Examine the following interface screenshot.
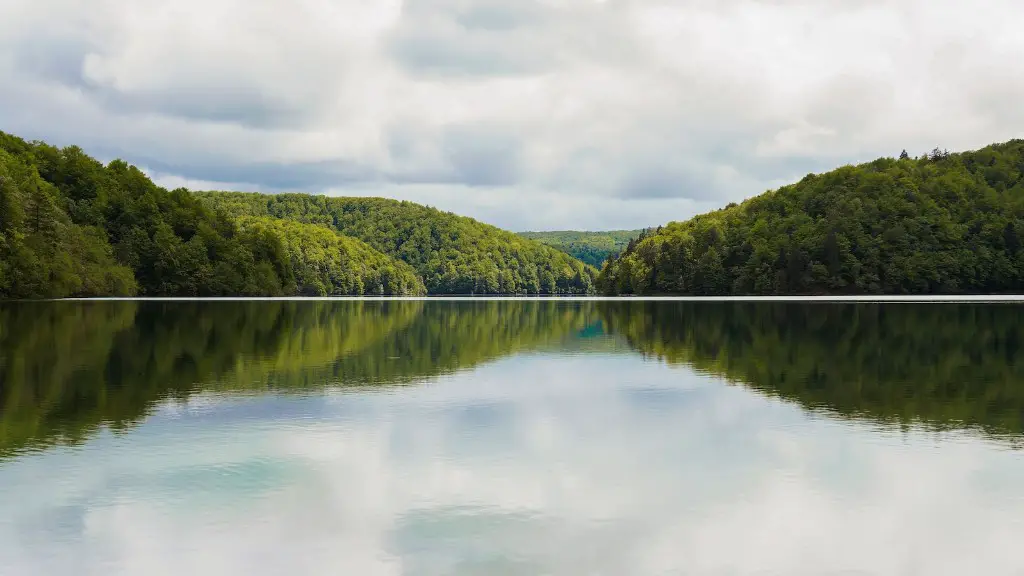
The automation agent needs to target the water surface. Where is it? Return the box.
[2,301,1024,575]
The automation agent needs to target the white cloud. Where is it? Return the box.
[2,0,1024,229]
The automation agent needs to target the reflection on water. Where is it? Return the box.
[601,301,1024,443]
[2,301,1024,575]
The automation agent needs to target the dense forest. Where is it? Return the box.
[599,142,1024,295]
[517,230,643,267]
[10,127,1024,298]
[0,300,599,455]
[0,130,595,298]
[599,301,1024,443]
[0,131,427,297]
[235,217,425,295]
[196,192,596,295]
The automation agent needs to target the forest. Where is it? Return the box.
[599,142,1024,295]
[0,130,594,298]
[517,230,643,267]
[8,127,1024,298]
[195,192,596,295]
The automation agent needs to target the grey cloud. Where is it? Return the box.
[3,0,1024,231]
[440,124,523,187]
[384,122,524,187]
[74,82,312,130]
[384,0,635,78]
[454,1,546,31]
[140,158,383,191]
[11,34,93,88]
[398,0,547,30]
[4,1,354,130]
[616,162,714,200]
[387,21,554,77]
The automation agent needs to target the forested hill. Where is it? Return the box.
[0,129,595,298]
[517,230,644,267]
[0,131,424,298]
[599,141,1024,295]
[195,192,596,295]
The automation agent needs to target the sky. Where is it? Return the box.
[2,0,1024,231]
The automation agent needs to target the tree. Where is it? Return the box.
[597,137,1024,296]
[1005,222,1021,256]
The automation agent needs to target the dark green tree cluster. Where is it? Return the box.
[516,229,645,267]
[599,301,1024,443]
[196,192,597,295]
[0,143,136,297]
[0,131,468,298]
[236,217,425,295]
[599,140,1024,294]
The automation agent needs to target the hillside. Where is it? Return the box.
[517,230,644,267]
[0,130,594,298]
[195,192,596,295]
[236,217,425,295]
[0,131,422,298]
[598,142,1024,295]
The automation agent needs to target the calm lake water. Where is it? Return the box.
[3,300,1024,575]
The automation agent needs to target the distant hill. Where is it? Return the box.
[0,129,594,298]
[599,142,1024,295]
[195,192,596,295]
[517,230,645,267]
[0,130,425,298]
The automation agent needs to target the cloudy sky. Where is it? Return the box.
[2,0,1023,230]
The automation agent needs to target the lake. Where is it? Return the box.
[2,300,1024,575]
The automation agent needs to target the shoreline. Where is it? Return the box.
[15,294,1024,303]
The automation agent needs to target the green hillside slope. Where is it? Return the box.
[517,230,643,267]
[599,143,1024,295]
[236,217,425,295]
[0,131,421,298]
[196,192,596,295]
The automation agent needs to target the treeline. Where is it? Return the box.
[196,192,597,295]
[599,142,1024,295]
[517,229,644,267]
[0,131,424,297]
[236,217,424,296]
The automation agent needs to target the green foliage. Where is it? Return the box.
[196,192,597,295]
[517,230,645,267]
[599,301,1024,443]
[0,145,136,298]
[599,140,1024,294]
[0,130,488,298]
[235,217,425,295]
